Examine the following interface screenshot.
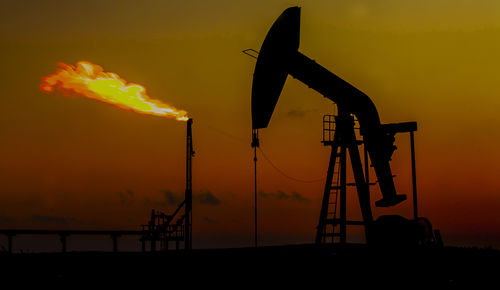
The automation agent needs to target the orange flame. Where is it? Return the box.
[41,61,188,121]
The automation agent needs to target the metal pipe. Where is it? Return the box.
[185,118,193,250]
[252,129,259,247]
[254,146,258,247]
[364,143,369,188]
[339,129,347,245]
[411,131,418,220]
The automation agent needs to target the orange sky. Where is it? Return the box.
[1,0,500,249]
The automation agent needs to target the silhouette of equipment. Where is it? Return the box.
[251,7,440,246]
[142,118,194,251]
[0,119,196,253]
[141,207,186,251]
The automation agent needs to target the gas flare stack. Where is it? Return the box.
[141,118,194,251]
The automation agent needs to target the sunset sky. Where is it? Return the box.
[1,0,500,250]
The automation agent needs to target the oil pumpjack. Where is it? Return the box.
[251,7,439,246]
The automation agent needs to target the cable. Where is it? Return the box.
[257,147,324,183]
[198,123,247,144]
[200,122,324,184]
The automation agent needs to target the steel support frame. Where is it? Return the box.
[315,111,373,245]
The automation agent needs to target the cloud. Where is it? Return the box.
[290,192,310,203]
[31,215,77,224]
[260,190,311,203]
[145,190,182,208]
[163,190,182,206]
[261,190,288,200]
[195,190,221,206]
[287,108,317,119]
[146,190,221,209]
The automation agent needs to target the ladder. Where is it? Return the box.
[322,148,341,243]
[317,115,345,244]
[315,112,373,245]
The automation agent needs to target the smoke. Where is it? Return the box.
[196,190,221,206]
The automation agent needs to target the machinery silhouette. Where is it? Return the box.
[251,7,440,247]
[142,118,194,251]
[0,119,195,253]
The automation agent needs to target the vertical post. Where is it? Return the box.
[251,129,259,248]
[348,123,373,243]
[339,134,347,245]
[410,131,418,220]
[337,111,349,245]
[185,118,193,250]
[150,209,156,252]
[364,144,369,188]
[364,139,372,242]
[254,146,258,247]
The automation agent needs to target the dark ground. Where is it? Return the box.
[1,244,499,287]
